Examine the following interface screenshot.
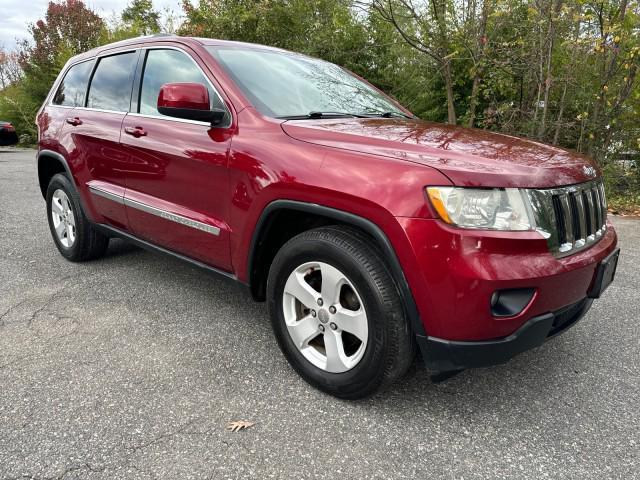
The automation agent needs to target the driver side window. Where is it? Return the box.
[139,49,225,118]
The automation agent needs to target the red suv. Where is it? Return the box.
[37,36,619,398]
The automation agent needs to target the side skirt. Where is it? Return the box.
[95,223,245,286]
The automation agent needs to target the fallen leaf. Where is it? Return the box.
[226,420,255,432]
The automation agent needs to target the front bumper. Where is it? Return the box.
[419,297,593,371]
[393,216,618,373]
[396,217,618,341]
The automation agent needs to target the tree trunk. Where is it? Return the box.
[537,0,563,140]
[530,23,545,136]
[467,75,481,128]
[430,0,457,124]
[466,0,490,128]
[537,40,553,139]
[587,0,628,159]
[443,60,457,124]
[552,81,567,145]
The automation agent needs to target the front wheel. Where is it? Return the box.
[267,226,414,399]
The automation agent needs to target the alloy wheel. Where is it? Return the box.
[51,189,76,248]
[282,261,368,373]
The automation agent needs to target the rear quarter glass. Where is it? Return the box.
[52,60,94,107]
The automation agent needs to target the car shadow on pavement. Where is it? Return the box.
[93,238,591,415]
[369,334,590,416]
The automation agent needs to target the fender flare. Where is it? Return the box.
[248,200,427,338]
[37,149,78,197]
[37,149,93,220]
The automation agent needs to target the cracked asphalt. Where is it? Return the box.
[0,148,638,479]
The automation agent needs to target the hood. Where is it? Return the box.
[281,118,599,188]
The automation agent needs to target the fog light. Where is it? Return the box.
[490,291,500,307]
[490,288,536,318]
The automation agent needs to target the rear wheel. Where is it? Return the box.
[267,226,414,399]
[46,173,109,261]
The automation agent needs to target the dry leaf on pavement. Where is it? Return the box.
[226,420,255,432]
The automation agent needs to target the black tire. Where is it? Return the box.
[267,226,415,399]
[46,173,109,262]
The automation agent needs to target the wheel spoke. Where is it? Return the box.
[323,330,349,372]
[335,307,368,342]
[51,198,63,215]
[67,210,76,227]
[55,221,66,237]
[287,315,319,349]
[284,272,320,309]
[66,224,74,243]
[319,263,346,305]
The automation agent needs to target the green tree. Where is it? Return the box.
[0,0,638,210]
[179,0,371,71]
[0,0,105,141]
[368,0,461,124]
[122,0,161,35]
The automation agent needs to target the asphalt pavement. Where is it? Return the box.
[0,148,638,479]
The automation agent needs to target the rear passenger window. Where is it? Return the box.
[52,61,93,107]
[86,52,137,112]
[139,49,225,117]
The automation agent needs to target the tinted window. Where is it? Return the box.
[52,61,93,107]
[139,49,225,117]
[86,52,137,112]
[207,47,404,118]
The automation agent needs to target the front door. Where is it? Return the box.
[120,47,234,271]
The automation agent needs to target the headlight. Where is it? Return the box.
[426,187,535,231]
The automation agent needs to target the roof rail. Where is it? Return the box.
[145,33,178,38]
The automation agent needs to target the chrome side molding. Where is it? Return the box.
[88,185,124,204]
[88,185,220,236]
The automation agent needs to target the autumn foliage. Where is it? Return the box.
[1,0,639,209]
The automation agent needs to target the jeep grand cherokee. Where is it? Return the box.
[36,36,619,399]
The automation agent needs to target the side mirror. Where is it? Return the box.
[157,82,226,126]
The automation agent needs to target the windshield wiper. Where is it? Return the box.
[277,111,369,120]
[360,110,413,119]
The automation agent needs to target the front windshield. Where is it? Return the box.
[207,47,406,119]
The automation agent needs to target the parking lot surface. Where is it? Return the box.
[0,148,638,479]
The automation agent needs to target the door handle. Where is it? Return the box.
[124,126,147,138]
[65,117,82,126]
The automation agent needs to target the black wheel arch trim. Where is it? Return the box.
[248,199,427,339]
[37,149,97,223]
[37,149,78,197]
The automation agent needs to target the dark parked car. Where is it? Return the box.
[36,36,619,398]
[0,121,18,146]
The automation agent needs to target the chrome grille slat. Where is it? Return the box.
[588,188,598,239]
[573,192,587,246]
[558,193,574,252]
[551,195,566,244]
[581,189,593,239]
[595,186,605,237]
[595,187,604,231]
[528,179,607,258]
[599,182,607,213]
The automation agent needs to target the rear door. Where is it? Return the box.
[70,50,139,230]
[41,59,94,186]
[120,46,234,270]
